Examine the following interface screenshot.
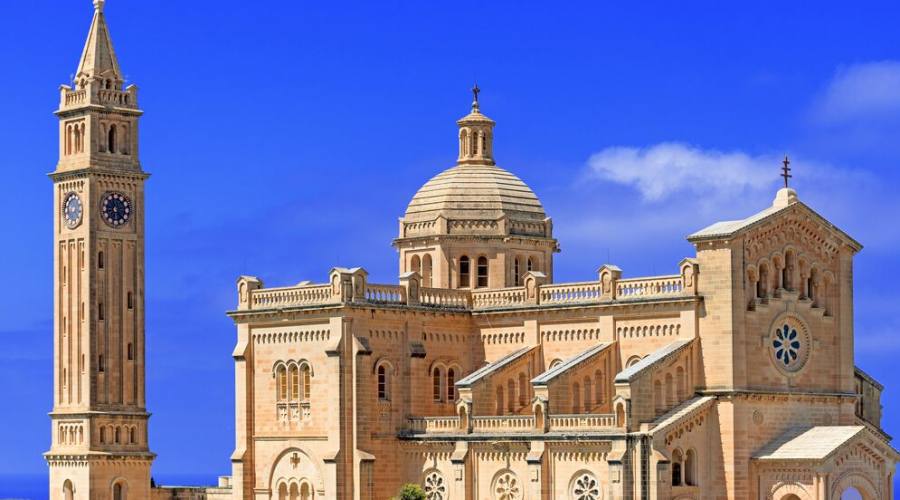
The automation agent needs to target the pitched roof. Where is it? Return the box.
[649,396,716,436]
[455,347,532,388]
[532,343,612,386]
[687,189,861,251]
[753,426,865,461]
[615,340,692,383]
[76,2,121,81]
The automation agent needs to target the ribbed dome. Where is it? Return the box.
[404,164,547,223]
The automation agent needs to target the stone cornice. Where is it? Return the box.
[49,167,150,183]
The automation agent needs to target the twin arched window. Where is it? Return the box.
[432,364,461,403]
[459,255,489,288]
[276,361,312,402]
[671,448,697,486]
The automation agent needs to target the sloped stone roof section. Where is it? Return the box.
[455,346,533,388]
[615,340,692,383]
[532,343,612,386]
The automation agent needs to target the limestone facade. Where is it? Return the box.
[48,2,898,500]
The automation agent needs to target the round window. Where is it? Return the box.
[770,317,810,373]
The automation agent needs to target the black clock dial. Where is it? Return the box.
[62,193,83,229]
[101,192,133,227]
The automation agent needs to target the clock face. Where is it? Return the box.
[62,192,83,229]
[101,192,133,227]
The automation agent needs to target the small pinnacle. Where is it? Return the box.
[471,83,480,112]
[94,0,105,13]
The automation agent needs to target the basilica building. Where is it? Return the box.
[46,2,897,499]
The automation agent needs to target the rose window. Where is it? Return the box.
[493,472,520,500]
[423,471,446,500]
[571,473,600,500]
[770,318,809,372]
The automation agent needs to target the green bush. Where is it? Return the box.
[393,483,426,500]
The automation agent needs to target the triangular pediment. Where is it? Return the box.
[689,194,862,257]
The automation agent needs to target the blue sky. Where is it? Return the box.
[2,0,900,489]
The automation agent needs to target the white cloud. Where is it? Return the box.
[813,61,900,124]
[585,142,776,201]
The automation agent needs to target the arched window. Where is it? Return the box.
[113,481,125,500]
[300,482,312,500]
[549,359,563,369]
[377,364,389,400]
[411,255,421,274]
[289,364,299,401]
[432,367,443,402]
[476,256,489,288]
[506,379,516,412]
[74,126,82,154]
[514,257,521,286]
[654,380,663,414]
[127,292,133,309]
[276,365,287,401]
[626,355,642,368]
[300,364,311,401]
[459,256,470,288]
[757,263,769,298]
[114,427,120,444]
[527,257,534,273]
[66,125,72,155]
[685,449,696,486]
[278,483,288,500]
[583,377,592,410]
[496,386,505,414]
[672,449,683,486]
[665,373,675,407]
[447,367,457,402]
[423,254,433,287]
[572,382,581,413]
[98,251,105,269]
[616,403,625,428]
[129,427,136,444]
[99,426,106,444]
[63,480,74,500]
[289,483,299,500]
[108,124,117,154]
[459,129,468,158]
[98,354,105,372]
[594,370,604,404]
[676,366,686,400]
[518,372,527,406]
[783,251,794,290]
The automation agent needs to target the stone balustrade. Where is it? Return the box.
[471,287,527,309]
[406,416,460,434]
[64,89,87,107]
[548,413,617,431]
[420,287,470,309]
[616,275,684,299]
[540,281,602,304]
[250,284,335,308]
[472,415,535,432]
[364,284,404,304]
[98,89,136,107]
[238,261,696,311]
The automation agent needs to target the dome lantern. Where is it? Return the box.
[457,84,495,165]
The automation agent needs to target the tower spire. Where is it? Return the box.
[75,0,121,87]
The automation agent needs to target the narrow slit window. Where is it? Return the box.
[476,256,488,288]
[459,256,470,288]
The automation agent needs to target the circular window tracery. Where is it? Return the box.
[423,470,446,500]
[493,471,520,500]
[769,316,810,373]
[571,472,601,500]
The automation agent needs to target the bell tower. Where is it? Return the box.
[45,1,154,498]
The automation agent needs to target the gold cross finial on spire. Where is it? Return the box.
[782,154,792,188]
[471,83,480,111]
[94,0,106,12]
